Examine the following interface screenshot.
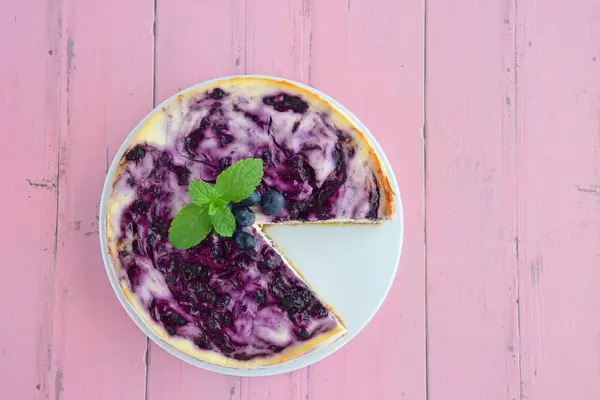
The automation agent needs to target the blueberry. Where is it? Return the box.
[209,88,226,100]
[281,288,314,313]
[268,275,290,300]
[233,207,255,227]
[261,148,273,165]
[226,203,232,210]
[233,353,256,361]
[210,243,226,264]
[263,93,309,114]
[145,229,157,248]
[160,310,187,327]
[219,157,231,169]
[132,238,144,256]
[234,231,256,250]
[125,145,146,162]
[219,134,233,147]
[297,328,310,340]
[261,190,285,215]
[312,304,329,319]
[125,262,143,288]
[207,317,221,332]
[165,326,176,336]
[192,283,216,305]
[203,289,217,306]
[194,336,211,349]
[173,165,190,186]
[296,310,310,324]
[178,263,212,283]
[366,187,380,219]
[215,311,233,327]
[213,333,234,353]
[259,248,282,271]
[253,290,266,305]
[216,294,231,308]
[237,190,261,207]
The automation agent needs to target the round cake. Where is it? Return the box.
[105,77,395,368]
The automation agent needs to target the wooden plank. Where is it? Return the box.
[244,0,307,80]
[0,1,61,398]
[46,0,154,399]
[147,1,245,399]
[425,0,521,398]
[153,0,245,100]
[516,1,600,399]
[305,1,426,399]
[239,1,309,398]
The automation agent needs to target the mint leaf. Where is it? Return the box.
[168,204,212,249]
[210,206,236,237]
[208,199,227,216]
[168,158,264,248]
[214,158,264,202]
[189,180,216,205]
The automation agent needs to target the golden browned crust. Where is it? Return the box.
[105,76,395,369]
[366,149,395,218]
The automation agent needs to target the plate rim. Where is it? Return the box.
[98,74,404,377]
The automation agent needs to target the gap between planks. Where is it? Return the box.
[143,0,158,399]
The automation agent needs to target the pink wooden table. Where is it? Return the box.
[2,0,599,399]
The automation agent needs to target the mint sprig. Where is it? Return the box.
[168,158,264,250]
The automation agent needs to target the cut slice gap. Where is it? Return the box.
[262,223,399,333]
[254,227,346,326]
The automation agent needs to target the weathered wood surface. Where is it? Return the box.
[2,0,597,399]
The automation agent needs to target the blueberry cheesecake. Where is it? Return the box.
[106,77,394,368]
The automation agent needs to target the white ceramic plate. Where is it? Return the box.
[99,75,403,377]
